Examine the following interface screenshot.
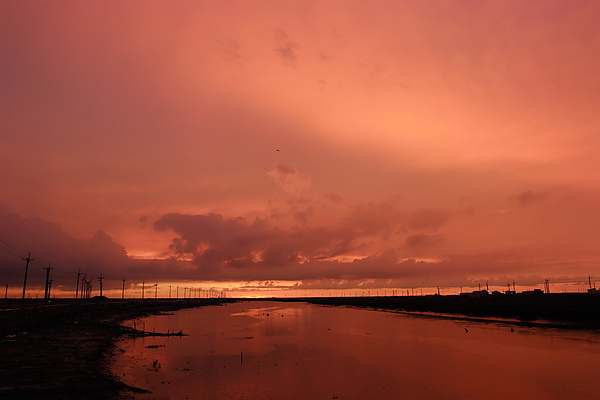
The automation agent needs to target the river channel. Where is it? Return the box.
[113,301,600,400]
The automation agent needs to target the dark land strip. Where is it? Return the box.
[298,293,600,329]
[0,298,233,400]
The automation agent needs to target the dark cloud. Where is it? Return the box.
[407,207,448,231]
[324,193,343,204]
[218,37,243,65]
[405,233,443,248]
[273,29,300,65]
[342,202,403,237]
[1,203,591,295]
[153,212,353,273]
[0,209,130,291]
[512,190,548,206]
[152,203,455,280]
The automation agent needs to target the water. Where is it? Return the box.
[113,301,600,400]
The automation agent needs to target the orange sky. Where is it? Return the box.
[2,1,600,295]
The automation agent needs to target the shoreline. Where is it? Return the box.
[301,293,600,330]
[0,298,233,400]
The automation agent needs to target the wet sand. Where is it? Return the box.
[0,298,232,400]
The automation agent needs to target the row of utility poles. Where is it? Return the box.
[18,252,116,300]
[20,252,54,300]
[16,253,224,299]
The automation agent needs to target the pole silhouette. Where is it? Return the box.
[75,269,81,299]
[122,278,126,299]
[21,252,34,299]
[43,264,52,300]
[98,275,104,297]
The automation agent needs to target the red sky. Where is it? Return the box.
[2,1,600,296]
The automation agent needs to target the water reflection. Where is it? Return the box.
[113,301,600,400]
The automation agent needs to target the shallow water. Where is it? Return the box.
[113,301,600,400]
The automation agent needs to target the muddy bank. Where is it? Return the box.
[300,293,600,328]
[0,298,233,400]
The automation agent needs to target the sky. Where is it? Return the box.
[2,0,600,297]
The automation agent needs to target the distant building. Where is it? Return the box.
[461,290,489,297]
[520,289,544,296]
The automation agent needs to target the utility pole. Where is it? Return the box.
[142,281,145,299]
[81,275,87,298]
[588,275,593,291]
[169,285,172,299]
[4,284,8,299]
[121,278,126,299]
[75,269,81,299]
[98,275,104,297]
[154,283,158,299]
[48,279,53,299]
[43,264,52,300]
[21,252,34,299]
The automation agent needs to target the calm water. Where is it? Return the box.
[113,301,600,400]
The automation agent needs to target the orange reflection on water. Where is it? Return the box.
[114,302,600,400]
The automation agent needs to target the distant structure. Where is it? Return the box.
[461,289,489,297]
[588,276,597,293]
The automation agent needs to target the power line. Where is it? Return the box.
[0,237,27,258]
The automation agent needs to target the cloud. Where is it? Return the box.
[151,202,452,281]
[511,190,548,206]
[0,208,130,286]
[267,164,312,195]
[218,37,243,65]
[407,208,448,231]
[405,233,443,248]
[0,204,593,294]
[273,29,300,65]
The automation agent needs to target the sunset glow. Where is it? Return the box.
[2,1,600,298]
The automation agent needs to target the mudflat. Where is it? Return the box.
[0,298,232,400]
